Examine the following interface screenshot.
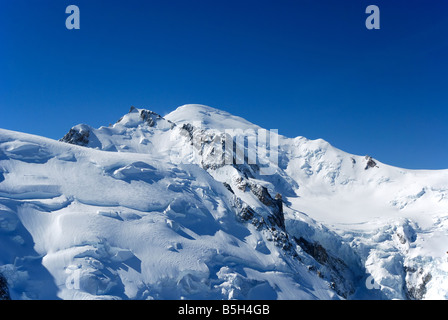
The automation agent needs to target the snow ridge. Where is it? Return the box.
[1,104,447,300]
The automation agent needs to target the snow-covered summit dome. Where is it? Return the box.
[165,104,260,131]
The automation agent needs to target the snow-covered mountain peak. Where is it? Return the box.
[60,106,177,153]
[165,104,260,131]
[116,106,175,129]
[1,104,448,300]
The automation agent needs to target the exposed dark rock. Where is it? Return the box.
[180,123,195,141]
[248,183,273,206]
[0,272,10,300]
[223,182,234,194]
[139,109,159,127]
[295,237,328,265]
[364,155,377,170]
[396,232,407,245]
[239,206,256,222]
[405,267,432,300]
[248,183,284,230]
[267,227,294,253]
[60,127,90,146]
[137,109,176,129]
[233,196,296,257]
[294,236,357,298]
[234,198,256,223]
[233,176,247,191]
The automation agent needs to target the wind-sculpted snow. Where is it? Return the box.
[0,127,337,300]
[1,104,448,300]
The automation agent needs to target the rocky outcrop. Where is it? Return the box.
[140,109,175,129]
[405,266,432,300]
[293,236,357,298]
[180,123,194,141]
[364,155,378,170]
[139,109,160,127]
[295,237,329,265]
[223,182,234,194]
[119,107,175,129]
[0,272,10,300]
[233,196,295,256]
[60,127,90,146]
[248,182,285,230]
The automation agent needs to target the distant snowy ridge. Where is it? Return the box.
[1,104,447,300]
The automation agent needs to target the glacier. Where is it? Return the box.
[0,104,447,300]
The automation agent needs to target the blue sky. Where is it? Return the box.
[0,0,447,169]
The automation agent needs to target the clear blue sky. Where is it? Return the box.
[1,0,447,169]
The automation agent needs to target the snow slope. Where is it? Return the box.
[1,104,447,300]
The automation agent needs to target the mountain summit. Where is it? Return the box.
[165,104,260,131]
[1,105,447,300]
